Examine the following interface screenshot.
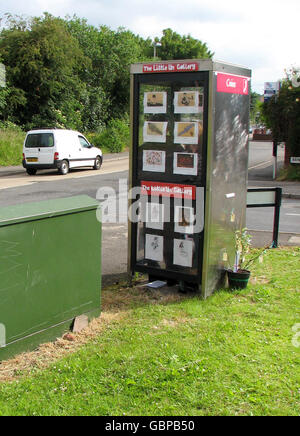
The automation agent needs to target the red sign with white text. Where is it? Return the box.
[217,72,249,95]
[143,62,199,74]
[141,181,196,200]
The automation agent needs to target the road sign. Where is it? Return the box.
[264,81,280,102]
[290,157,300,164]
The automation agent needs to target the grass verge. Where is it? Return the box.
[277,165,300,181]
[0,248,299,416]
[0,129,25,166]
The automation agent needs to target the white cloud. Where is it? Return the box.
[0,0,299,92]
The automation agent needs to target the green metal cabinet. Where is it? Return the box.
[0,195,101,360]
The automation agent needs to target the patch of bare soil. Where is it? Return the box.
[0,280,186,382]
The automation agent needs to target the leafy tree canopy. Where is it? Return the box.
[0,14,214,131]
[158,28,213,60]
[0,13,89,129]
[263,67,300,156]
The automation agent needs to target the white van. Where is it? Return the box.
[22,129,103,176]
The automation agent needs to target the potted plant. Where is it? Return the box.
[227,228,268,289]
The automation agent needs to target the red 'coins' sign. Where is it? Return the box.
[217,72,249,95]
[143,62,199,73]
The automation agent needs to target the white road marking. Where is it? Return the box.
[248,160,273,170]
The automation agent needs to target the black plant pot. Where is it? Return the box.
[227,269,251,290]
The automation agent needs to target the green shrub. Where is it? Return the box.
[91,117,130,153]
[0,127,25,166]
[278,165,300,181]
[0,121,23,132]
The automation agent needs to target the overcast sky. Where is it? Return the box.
[0,0,299,93]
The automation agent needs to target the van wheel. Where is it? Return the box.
[94,156,102,170]
[26,168,37,176]
[59,160,69,175]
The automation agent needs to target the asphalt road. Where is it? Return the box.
[0,167,129,207]
[246,198,300,234]
[0,158,130,285]
[0,140,286,203]
[0,142,297,233]
[0,156,129,195]
[247,141,299,234]
[0,143,299,284]
[2,163,298,233]
[248,140,285,180]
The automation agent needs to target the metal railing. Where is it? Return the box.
[247,187,282,248]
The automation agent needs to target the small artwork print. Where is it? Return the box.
[173,152,198,175]
[146,202,164,230]
[173,239,193,267]
[145,234,164,262]
[143,150,166,172]
[144,92,167,114]
[174,91,203,113]
[174,122,198,144]
[143,121,168,143]
[174,206,195,234]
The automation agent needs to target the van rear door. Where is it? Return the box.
[24,132,55,164]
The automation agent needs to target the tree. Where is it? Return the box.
[65,23,214,124]
[157,28,213,60]
[263,67,300,164]
[66,17,147,125]
[0,88,6,112]
[0,14,89,129]
[0,14,215,130]
[250,91,263,125]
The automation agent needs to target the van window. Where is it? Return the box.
[25,133,54,148]
[78,136,90,148]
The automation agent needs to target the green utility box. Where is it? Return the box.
[0,195,101,360]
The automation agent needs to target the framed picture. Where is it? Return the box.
[145,234,164,262]
[173,239,193,267]
[174,122,198,144]
[174,91,203,114]
[174,206,195,234]
[173,152,198,176]
[143,121,168,143]
[143,150,166,172]
[144,92,167,114]
[146,202,164,230]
